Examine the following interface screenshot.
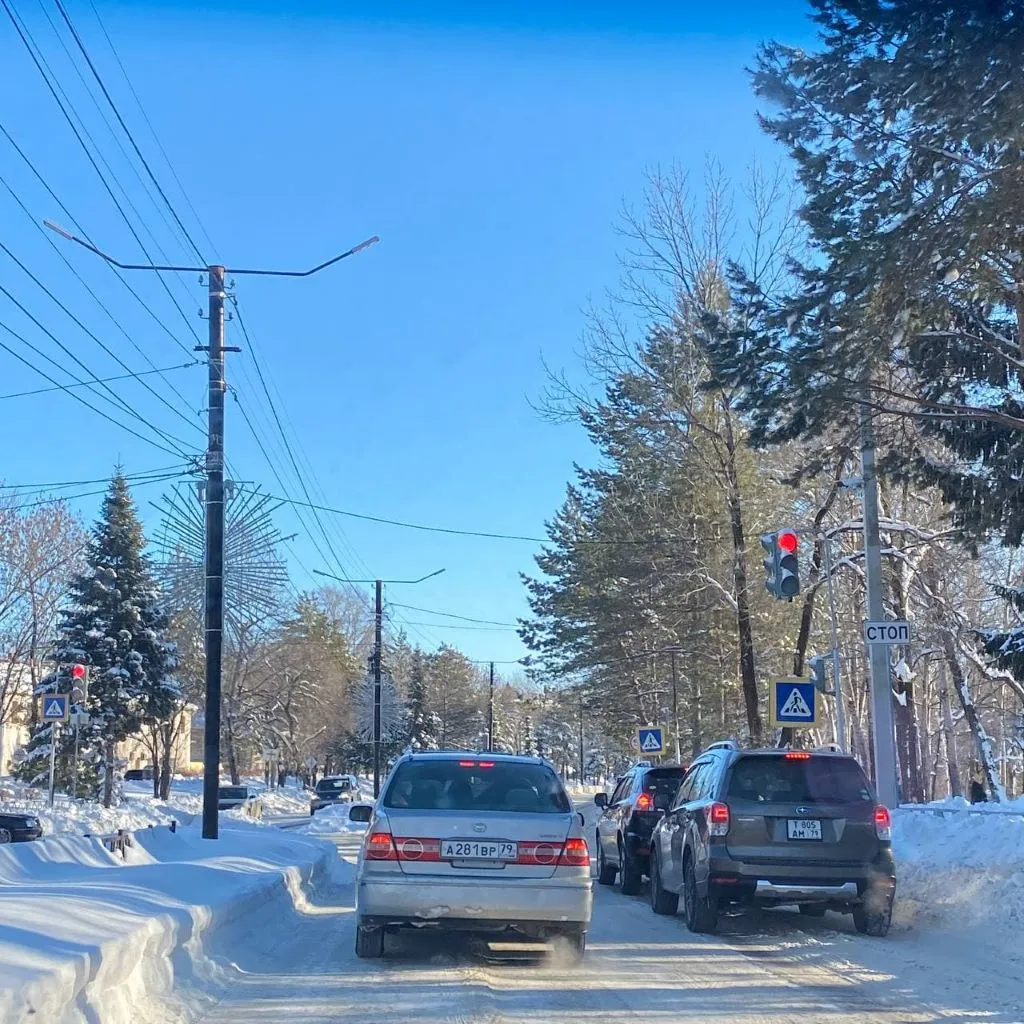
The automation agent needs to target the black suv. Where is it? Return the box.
[594,762,687,894]
[648,742,896,936]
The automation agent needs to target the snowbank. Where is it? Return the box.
[0,819,347,1024]
[892,799,1024,934]
[303,800,373,835]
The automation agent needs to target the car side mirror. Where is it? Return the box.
[349,804,373,823]
[594,792,608,809]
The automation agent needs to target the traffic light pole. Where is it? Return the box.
[819,534,847,750]
[488,662,495,753]
[860,402,899,807]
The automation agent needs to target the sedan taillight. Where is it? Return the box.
[365,831,397,860]
[559,837,590,867]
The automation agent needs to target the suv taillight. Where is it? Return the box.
[635,792,653,812]
[560,837,590,867]
[873,805,892,841]
[708,802,730,837]
[365,831,397,860]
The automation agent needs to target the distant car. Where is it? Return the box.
[124,767,155,781]
[354,751,592,961]
[310,775,359,814]
[594,762,689,894]
[218,785,263,817]
[648,743,896,936]
[0,812,43,843]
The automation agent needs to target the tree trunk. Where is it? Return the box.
[725,486,761,745]
[159,720,172,801]
[103,735,115,808]
[936,658,962,799]
[224,715,240,786]
[942,632,1005,802]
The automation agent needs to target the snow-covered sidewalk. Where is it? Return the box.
[0,819,345,1024]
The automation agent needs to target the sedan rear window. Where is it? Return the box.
[219,787,248,800]
[727,756,873,804]
[383,760,571,814]
[317,778,352,792]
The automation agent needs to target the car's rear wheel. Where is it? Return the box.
[596,840,617,885]
[799,904,827,918]
[682,856,718,934]
[618,838,642,895]
[853,887,893,937]
[354,917,385,958]
[649,849,679,916]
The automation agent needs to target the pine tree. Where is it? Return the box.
[406,649,440,751]
[16,473,179,805]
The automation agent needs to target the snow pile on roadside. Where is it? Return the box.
[0,818,346,1024]
[256,786,311,817]
[1,791,190,838]
[892,800,1024,934]
[304,800,373,835]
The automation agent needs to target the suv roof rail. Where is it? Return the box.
[705,739,740,752]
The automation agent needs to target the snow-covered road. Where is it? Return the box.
[179,834,1024,1024]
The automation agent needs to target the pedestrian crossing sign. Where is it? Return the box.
[638,727,664,754]
[40,694,70,723]
[769,679,818,728]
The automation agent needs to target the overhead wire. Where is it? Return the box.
[0,462,193,492]
[2,468,189,510]
[0,360,196,400]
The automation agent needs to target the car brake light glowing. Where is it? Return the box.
[560,837,590,867]
[708,802,730,837]
[478,762,495,768]
[635,792,653,811]
[458,760,476,767]
[365,831,397,860]
[784,751,811,760]
[873,805,892,841]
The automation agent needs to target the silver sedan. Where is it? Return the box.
[354,752,592,960]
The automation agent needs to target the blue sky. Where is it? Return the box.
[0,0,815,666]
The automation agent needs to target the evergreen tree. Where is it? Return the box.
[16,473,178,805]
[406,648,441,751]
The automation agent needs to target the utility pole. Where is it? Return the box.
[820,533,847,751]
[488,662,495,753]
[312,567,444,799]
[578,690,584,784]
[373,579,383,798]
[669,649,681,763]
[45,220,380,838]
[860,401,899,808]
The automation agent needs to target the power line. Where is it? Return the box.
[396,620,519,632]
[53,0,207,265]
[0,237,204,439]
[85,0,217,258]
[0,360,196,400]
[1,0,205,353]
[0,463,192,492]
[0,276,198,456]
[388,602,520,627]
[2,470,187,510]
[0,315,193,459]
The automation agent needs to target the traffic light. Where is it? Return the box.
[760,529,801,600]
[808,655,827,691]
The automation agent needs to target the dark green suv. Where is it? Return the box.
[649,742,896,936]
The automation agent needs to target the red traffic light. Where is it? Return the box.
[777,531,798,554]
[71,664,86,679]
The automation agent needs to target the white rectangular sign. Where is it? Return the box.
[864,620,910,645]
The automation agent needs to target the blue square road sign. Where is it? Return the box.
[638,727,664,754]
[41,695,69,722]
[770,679,818,728]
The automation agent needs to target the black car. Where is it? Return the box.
[648,742,896,936]
[594,762,688,894]
[124,767,155,782]
[310,775,358,814]
[0,812,44,843]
